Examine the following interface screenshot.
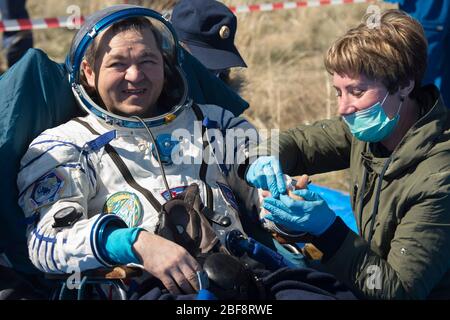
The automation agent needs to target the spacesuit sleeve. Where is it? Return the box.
[17,132,126,274]
[206,106,261,217]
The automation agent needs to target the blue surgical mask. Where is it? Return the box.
[342,92,403,142]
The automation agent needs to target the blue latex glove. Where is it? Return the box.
[245,156,286,198]
[263,189,336,236]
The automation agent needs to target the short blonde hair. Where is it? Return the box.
[324,9,427,98]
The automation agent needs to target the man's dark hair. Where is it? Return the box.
[84,17,163,67]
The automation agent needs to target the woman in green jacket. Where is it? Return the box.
[245,9,450,299]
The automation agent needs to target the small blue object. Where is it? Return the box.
[151,134,179,165]
[86,130,116,151]
[197,289,217,300]
[248,237,296,270]
[225,230,296,271]
[202,117,219,129]
[196,270,217,300]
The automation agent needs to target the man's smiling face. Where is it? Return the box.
[82,26,165,118]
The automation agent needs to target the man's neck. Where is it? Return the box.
[381,98,419,152]
[143,105,166,118]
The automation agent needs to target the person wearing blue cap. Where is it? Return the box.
[171,0,250,116]
[385,0,450,107]
[0,0,33,68]
[171,0,247,82]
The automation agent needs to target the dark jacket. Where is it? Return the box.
[259,85,450,299]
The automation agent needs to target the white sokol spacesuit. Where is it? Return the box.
[16,6,259,274]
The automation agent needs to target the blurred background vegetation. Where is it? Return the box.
[0,0,396,191]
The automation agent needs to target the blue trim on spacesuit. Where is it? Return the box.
[32,228,56,244]
[220,109,227,128]
[21,143,82,171]
[90,214,128,268]
[223,116,233,130]
[32,228,56,271]
[86,130,117,152]
[44,238,51,271]
[30,139,82,150]
[76,90,187,128]
[202,117,219,129]
[50,242,59,272]
[227,119,248,130]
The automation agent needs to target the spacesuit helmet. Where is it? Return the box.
[66,5,189,128]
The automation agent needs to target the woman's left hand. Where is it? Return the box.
[263,189,336,236]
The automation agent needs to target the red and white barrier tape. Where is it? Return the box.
[0,17,85,32]
[229,0,374,14]
[0,0,374,32]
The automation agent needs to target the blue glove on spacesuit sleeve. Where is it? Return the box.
[245,156,287,198]
[263,189,336,236]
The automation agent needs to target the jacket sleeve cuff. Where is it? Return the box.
[310,217,350,263]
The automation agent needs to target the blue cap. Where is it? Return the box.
[171,0,247,71]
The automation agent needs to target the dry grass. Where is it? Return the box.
[0,55,4,73]
[6,0,396,191]
[0,37,5,72]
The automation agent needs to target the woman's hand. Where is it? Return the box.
[263,189,336,236]
[246,156,286,198]
[260,174,310,216]
[132,231,201,294]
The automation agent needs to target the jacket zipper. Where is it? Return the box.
[367,156,392,243]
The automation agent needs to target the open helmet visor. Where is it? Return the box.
[66,5,189,128]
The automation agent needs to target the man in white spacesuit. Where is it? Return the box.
[16,6,262,296]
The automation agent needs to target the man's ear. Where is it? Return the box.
[81,60,96,89]
[399,79,415,99]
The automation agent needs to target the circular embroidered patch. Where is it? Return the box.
[103,192,143,227]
